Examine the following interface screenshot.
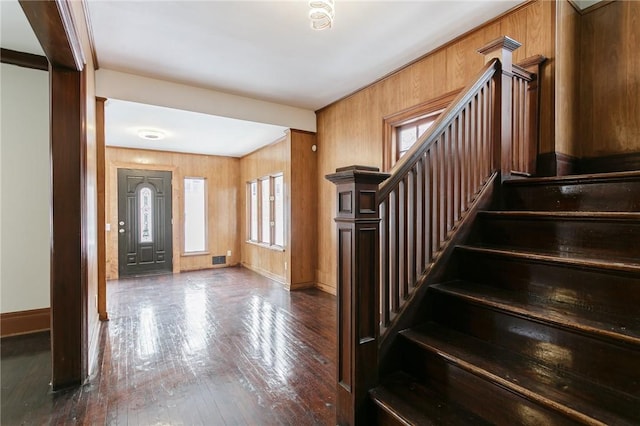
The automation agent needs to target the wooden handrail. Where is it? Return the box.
[327,36,541,426]
[379,59,499,200]
[378,62,499,335]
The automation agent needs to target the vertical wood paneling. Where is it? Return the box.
[105,147,240,280]
[579,1,640,157]
[316,1,556,293]
[502,8,528,64]
[290,130,318,289]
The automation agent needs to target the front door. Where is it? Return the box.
[117,168,173,277]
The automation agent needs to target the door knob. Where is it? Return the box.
[119,229,125,234]
[119,221,125,226]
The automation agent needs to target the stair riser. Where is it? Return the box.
[429,292,639,396]
[504,180,640,212]
[475,216,640,261]
[456,249,640,314]
[399,340,579,426]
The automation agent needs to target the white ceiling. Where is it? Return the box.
[105,99,288,157]
[86,0,523,111]
[0,0,44,55]
[3,0,533,157]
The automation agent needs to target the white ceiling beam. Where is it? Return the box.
[95,68,317,132]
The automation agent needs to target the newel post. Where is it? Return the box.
[325,165,390,426]
[478,36,521,182]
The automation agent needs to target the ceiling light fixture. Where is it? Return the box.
[309,0,334,30]
[137,129,165,141]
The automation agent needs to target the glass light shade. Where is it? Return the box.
[309,0,334,30]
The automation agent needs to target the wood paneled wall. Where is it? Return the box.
[239,130,317,289]
[315,1,556,294]
[578,0,640,158]
[290,130,317,289]
[240,136,289,284]
[105,147,240,280]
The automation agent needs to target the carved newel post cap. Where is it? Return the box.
[477,36,522,55]
[325,165,391,186]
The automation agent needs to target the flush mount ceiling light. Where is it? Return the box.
[137,129,165,141]
[309,0,334,30]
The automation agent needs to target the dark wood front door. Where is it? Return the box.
[117,169,173,277]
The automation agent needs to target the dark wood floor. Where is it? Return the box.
[1,267,337,425]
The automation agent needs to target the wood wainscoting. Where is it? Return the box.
[1,308,50,337]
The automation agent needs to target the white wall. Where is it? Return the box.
[0,62,50,313]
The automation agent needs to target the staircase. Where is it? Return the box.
[370,171,640,425]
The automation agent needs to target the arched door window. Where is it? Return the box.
[139,186,154,244]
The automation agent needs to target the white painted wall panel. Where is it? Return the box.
[0,62,50,313]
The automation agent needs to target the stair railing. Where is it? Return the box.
[326,37,527,426]
[511,55,546,176]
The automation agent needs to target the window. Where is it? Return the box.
[260,177,271,244]
[382,90,458,170]
[247,173,285,249]
[184,177,207,253]
[396,114,439,159]
[249,181,258,241]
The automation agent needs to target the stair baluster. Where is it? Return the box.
[327,37,527,425]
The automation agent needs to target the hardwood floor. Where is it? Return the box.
[1,267,337,425]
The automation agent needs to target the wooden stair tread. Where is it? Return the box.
[456,245,640,274]
[478,210,640,220]
[370,372,492,426]
[402,323,640,425]
[504,170,640,186]
[431,280,640,346]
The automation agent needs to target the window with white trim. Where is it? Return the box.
[249,181,258,242]
[184,177,207,253]
[247,173,285,248]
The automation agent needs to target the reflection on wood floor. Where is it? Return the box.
[1,267,337,425]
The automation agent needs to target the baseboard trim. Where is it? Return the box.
[538,151,640,176]
[578,152,640,174]
[1,308,51,337]
[87,315,102,377]
[537,152,578,176]
[315,282,337,296]
[241,263,287,286]
[286,281,316,291]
